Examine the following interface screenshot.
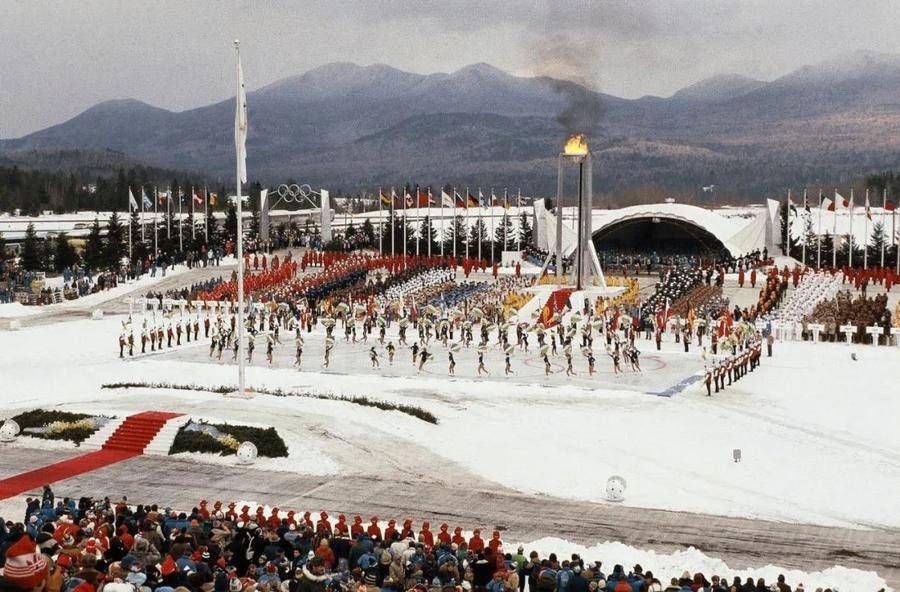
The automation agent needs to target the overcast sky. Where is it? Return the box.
[3,0,900,138]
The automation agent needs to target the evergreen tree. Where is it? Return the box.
[819,232,835,268]
[495,213,515,251]
[83,219,105,271]
[468,217,489,260]
[104,211,126,268]
[53,232,78,273]
[224,204,238,243]
[361,218,375,247]
[20,223,43,271]
[779,202,799,257]
[869,220,887,263]
[418,216,437,255]
[518,210,533,249]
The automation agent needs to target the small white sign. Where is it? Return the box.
[866,326,883,346]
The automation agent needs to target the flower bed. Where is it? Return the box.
[9,409,109,444]
[169,420,288,458]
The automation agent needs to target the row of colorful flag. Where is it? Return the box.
[790,189,897,220]
[127,187,221,211]
[378,187,521,210]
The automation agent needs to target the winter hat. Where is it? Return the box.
[229,578,243,592]
[1,535,49,589]
[126,572,148,586]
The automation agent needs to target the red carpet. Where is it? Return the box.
[0,410,181,499]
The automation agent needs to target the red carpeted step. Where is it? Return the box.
[101,411,182,453]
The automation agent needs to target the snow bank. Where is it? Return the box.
[517,537,892,592]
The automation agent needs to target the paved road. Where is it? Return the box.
[0,448,897,586]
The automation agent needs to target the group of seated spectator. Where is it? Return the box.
[0,487,835,592]
[803,291,891,343]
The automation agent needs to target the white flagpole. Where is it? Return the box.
[489,189,495,264]
[848,188,854,268]
[234,39,248,398]
[832,188,837,269]
[816,190,822,269]
[416,188,421,258]
[403,188,407,263]
[391,187,396,256]
[378,187,383,256]
[863,188,869,270]
[178,187,183,253]
[451,187,456,260]
[154,184,159,256]
[166,187,172,241]
[140,187,146,242]
[477,188,482,262]
[204,185,209,243]
[881,188,887,268]
[785,188,791,256]
[439,188,444,258]
[191,185,196,240]
[801,189,807,267]
[517,188,522,252]
[127,187,132,262]
[465,187,470,261]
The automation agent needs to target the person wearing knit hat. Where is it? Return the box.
[1,535,49,590]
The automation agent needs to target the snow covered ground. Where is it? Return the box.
[1,314,898,530]
[1,312,898,589]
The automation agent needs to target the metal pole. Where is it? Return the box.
[555,156,563,285]
[378,186,383,256]
[140,187,146,242]
[154,184,158,256]
[235,40,246,398]
[863,188,868,270]
[517,189,522,252]
[832,188,837,269]
[128,189,132,262]
[191,185,196,240]
[178,187,183,253]
[204,185,209,243]
[465,187,470,261]
[881,187,887,268]
[848,188,854,268]
[816,190,822,268]
[801,188,807,267]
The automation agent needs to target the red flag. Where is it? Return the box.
[885,200,896,212]
[193,191,203,206]
[417,189,432,207]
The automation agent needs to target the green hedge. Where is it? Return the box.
[9,409,96,444]
[169,421,288,458]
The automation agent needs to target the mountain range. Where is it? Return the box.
[4,50,900,199]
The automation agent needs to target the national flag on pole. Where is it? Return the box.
[158,191,168,206]
[454,190,466,207]
[466,191,478,207]
[417,188,432,207]
[865,192,872,220]
[787,192,797,214]
[441,190,454,208]
[128,188,139,211]
[478,189,486,207]
[141,188,152,209]
[803,191,810,213]
[490,190,499,207]
[833,192,850,210]
[380,190,392,207]
[209,192,218,207]
[820,197,833,211]
[235,52,249,184]
[404,189,413,208]
[886,200,897,212]
[503,189,510,209]
[193,191,204,206]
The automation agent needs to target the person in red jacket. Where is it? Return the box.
[400,519,414,540]
[198,500,210,520]
[314,538,335,569]
[419,522,434,547]
[302,511,314,530]
[316,512,332,537]
[451,527,466,547]
[750,268,757,288]
[351,516,364,538]
[367,516,382,540]
[488,531,502,553]
[384,519,397,541]
[468,528,485,552]
[285,510,297,528]
[334,514,349,536]
[437,523,451,546]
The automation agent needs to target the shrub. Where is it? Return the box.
[169,421,288,458]
[9,409,98,444]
